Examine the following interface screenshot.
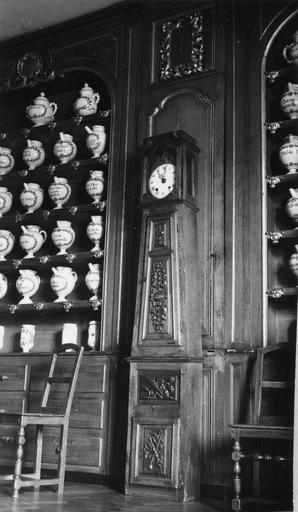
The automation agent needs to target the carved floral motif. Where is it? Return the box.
[149,261,167,333]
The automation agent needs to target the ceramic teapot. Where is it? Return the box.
[53,132,77,164]
[50,266,77,302]
[85,263,101,300]
[85,125,106,158]
[51,220,75,255]
[280,83,298,119]
[26,92,58,127]
[20,182,44,214]
[73,83,100,116]
[85,170,105,204]
[283,29,298,65]
[20,225,47,259]
[48,177,71,209]
[0,229,14,260]
[22,139,45,170]
[16,269,40,304]
[0,147,14,177]
[279,134,298,174]
[0,187,12,217]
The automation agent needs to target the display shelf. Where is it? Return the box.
[265,65,298,83]
[266,173,298,188]
[265,118,298,134]
[266,229,298,243]
[0,299,102,315]
[266,287,298,298]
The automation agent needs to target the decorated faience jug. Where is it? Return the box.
[50,266,77,302]
[20,182,44,214]
[19,225,47,259]
[0,229,14,260]
[53,132,77,164]
[279,134,298,174]
[85,263,101,300]
[85,125,106,158]
[0,187,12,217]
[22,139,45,170]
[73,83,100,116]
[48,176,71,209]
[0,147,14,177]
[85,170,104,204]
[280,83,298,119]
[51,220,75,255]
[283,29,298,65]
[16,269,40,304]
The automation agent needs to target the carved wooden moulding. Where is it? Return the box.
[139,372,179,402]
[158,9,213,81]
[1,52,61,92]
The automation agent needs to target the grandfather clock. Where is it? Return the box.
[125,131,203,502]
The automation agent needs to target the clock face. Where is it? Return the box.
[148,163,176,199]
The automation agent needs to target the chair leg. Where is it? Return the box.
[34,425,43,482]
[57,425,68,496]
[13,425,26,498]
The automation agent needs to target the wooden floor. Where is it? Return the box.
[0,482,229,512]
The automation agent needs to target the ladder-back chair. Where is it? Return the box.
[0,343,84,498]
[229,343,294,511]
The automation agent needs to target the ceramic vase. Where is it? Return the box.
[0,230,14,260]
[20,225,47,259]
[20,324,35,353]
[286,188,298,225]
[283,29,298,65]
[50,266,77,302]
[48,177,71,209]
[279,134,298,174]
[51,220,75,255]
[0,273,8,299]
[0,147,14,177]
[16,269,40,304]
[85,125,106,158]
[0,187,12,217]
[87,320,100,350]
[61,323,78,346]
[87,216,103,252]
[85,170,104,204]
[280,83,298,119]
[53,132,77,164]
[85,263,101,300]
[20,182,44,214]
[22,139,45,170]
[26,92,58,127]
[73,83,100,117]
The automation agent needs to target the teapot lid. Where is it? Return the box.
[34,92,49,104]
[80,83,94,95]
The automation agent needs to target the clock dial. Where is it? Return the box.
[148,163,176,199]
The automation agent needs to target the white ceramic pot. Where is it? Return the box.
[20,324,35,353]
[286,188,298,224]
[48,177,71,209]
[87,215,103,252]
[279,134,298,174]
[26,92,58,127]
[73,83,100,117]
[85,263,101,300]
[0,147,14,177]
[0,187,12,217]
[53,132,77,164]
[85,170,104,204]
[61,323,78,346]
[0,230,14,260]
[16,269,40,304]
[22,139,45,170]
[87,320,100,350]
[20,182,44,214]
[289,244,298,281]
[19,225,47,259]
[0,273,8,299]
[85,125,106,158]
[50,266,77,302]
[283,29,298,65]
[51,220,75,255]
[280,83,298,119]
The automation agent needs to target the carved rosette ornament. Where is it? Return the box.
[140,375,176,401]
[143,429,165,474]
[149,261,167,333]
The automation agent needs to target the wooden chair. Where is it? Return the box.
[0,343,84,498]
[229,343,294,511]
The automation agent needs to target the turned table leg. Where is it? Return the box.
[13,425,25,498]
[231,437,242,512]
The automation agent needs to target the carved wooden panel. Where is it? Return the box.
[138,370,180,403]
[129,417,179,487]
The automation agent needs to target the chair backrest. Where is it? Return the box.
[40,343,84,417]
[253,343,295,426]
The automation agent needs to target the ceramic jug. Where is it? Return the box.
[289,244,298,281]
[279,134,298,174]
[0,273,8,299]
[16,269,40,304]
[85,125,106,158]
[283,29,298,65]
[280,83,298,119]
[0,229,14,260]
[48,176,71,209]
[87,215,103,252]
[85,263,101,300]
[0,187,12,217]
[51,220,75,255]
[22,139,45,170]
[19,324,35,353]
[73,83,100,116]
[26,92,58,127]
[286,188,298,225]
[53,132,77,164]
[20,182,44,214]
[20,225,47,259]
[0,147,14,177]
[85,170,104,204]
[50,266,77,302]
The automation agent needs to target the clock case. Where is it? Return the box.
[141,130,200,208]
